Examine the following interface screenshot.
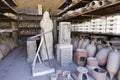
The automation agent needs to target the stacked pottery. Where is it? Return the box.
[74,7,85,14]
[81,39,90,49]
[74,49,88,66]
[107,49,120,79]
[89,0,105,9]
[84,3,92,11]
[95,47,111,66]
[91,67,107,80]
[86,41,96,57]
[77,67,89,80]
[118,70,120,80]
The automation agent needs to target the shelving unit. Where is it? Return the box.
[58,0,91,16]
[58,1,120,21]
[18,13,41,40]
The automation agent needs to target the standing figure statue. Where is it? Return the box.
[40,11,54,61]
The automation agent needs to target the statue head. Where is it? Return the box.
[42,11,50,19]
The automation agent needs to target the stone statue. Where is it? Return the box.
[40,11,54,61]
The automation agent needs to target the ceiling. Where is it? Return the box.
[14,0,64,15]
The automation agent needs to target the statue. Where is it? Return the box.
[40,11,54,61]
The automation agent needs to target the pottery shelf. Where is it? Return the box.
[59,1,120,21]
[58,0,91,16]
[0,0,17,14]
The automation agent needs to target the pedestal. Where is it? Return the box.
[27,38,39,62]
[56,44,73,66]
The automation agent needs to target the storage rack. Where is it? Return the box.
[18,13,42,40]
[0,0,17,34]
[58,0,120,37]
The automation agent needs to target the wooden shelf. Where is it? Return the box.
[58,0,72,10]
[19,27,40,29]
[60,1,120,21]
[72,31,120,36]
[0,29,18,33]
[58,0,91,16]
[81,1,120,16]
[5,0,17,7]
[0,0,16,14]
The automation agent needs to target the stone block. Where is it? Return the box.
[27,37,39,62]
[56,44,73,66]
[58,22,71,45]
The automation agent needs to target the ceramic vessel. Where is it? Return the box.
[95,47,111,66]
[86,41,96,57]
[74,49,88,66]
[73,37,79,52]
[81,39,90,49]
[0,50,3,61]
[91,67,107,80]
[118,70,120,80]
[87,57,98,67]
[0,43,9,57]
[77,38,84,49]
[96,40,103,51]
[107,49,120,79]
[77,67,89,80]
[89,0,104,9]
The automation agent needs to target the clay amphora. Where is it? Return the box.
[95,47,111,66]
[81,39,90,49]
[86,41,96,57]
[107,49,120,79]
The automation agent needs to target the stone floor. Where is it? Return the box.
[0,46,118,80]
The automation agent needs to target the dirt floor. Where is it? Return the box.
[0,46,117,80]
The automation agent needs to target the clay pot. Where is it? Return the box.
[74,49,88,66]
[86,41,96,57]
[77,38,84,49]
[81,39,90,49]
[0,43,9,57]
[89,0,104,9]
[107,49,120,79]
[87,57,98,67]
[72,37,79,52]
[84,3,92,11]
[118,70,120,80]
[91,67,107,80]
[77,67,89,80]
[0,50,3,61]
[74,7,84,14]
[95,47,111,66]
[96,40,103,51]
